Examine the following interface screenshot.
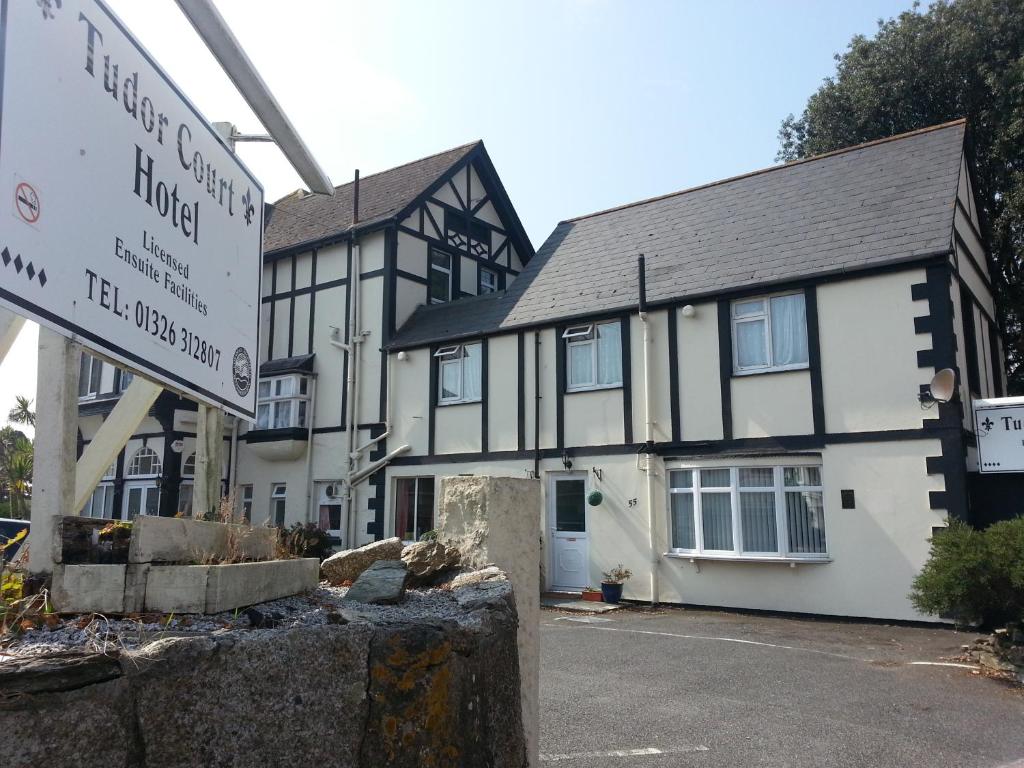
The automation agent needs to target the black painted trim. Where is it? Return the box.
[620,315,633,444]
[667,306,681,442]
[396,268,428,286]
[960,285,981,396]
[287,256,296,357]
[989,323,1004,397]
[261,276,348,303]
[517,332,526,451]
[428,345,438,456]
[804,286,826,435]
[481,338,489,453]
[717,300,733,440]
[243,427,309,444]
[555,326,566,449]
[267,260,277,360]
[308,249,317,355]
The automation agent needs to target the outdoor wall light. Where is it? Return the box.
[681,304,696,318]
[397,350,409,362]
[561,452,573,470]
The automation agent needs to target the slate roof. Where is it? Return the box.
[390,120,966,349]
[263,142,480,254]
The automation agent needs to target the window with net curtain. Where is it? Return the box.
[733,293,808,373]
[564,321,622,391]
[436,343,482,404]
[669,465,826,558]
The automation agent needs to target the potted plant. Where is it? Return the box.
[581,586,603,602]
[601,564,632,604]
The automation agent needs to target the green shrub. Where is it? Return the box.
[280,523,334,561]
[910,517,1024,627]
[418,529,438,542]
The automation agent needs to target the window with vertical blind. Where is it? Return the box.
[668,464,827,559]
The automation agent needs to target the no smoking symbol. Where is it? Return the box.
[15,182,40,224]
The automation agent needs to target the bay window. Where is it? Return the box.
[732,293,808,373]
[256,374,310,430]
[563,321,622,391]
[669,464,827,559]
[435,343,482,404]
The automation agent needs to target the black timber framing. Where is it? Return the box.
[267,260,277,360]
[428,345,438,455]
[804,285,826,435]
[287,256,296,357]
[620,314,633,444]
[717,300,733,440]
[912,263,969,521]
[307,249,318,355]
[667,306,681,442]
[481,338,490,453]
[388,425,969,467]
[555,325,566,449]
[517,332,526,451]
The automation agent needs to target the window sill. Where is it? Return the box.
[664,552,831,570]
[732,365,809,378]
[566,383,623,395]
[437,399,482,408]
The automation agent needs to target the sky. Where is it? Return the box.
[0,0,919,436]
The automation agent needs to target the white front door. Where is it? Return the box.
[549,473,589,591]
[123,482,160,520]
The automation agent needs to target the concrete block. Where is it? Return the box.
[144,566,210,614]
[51,564,127,614]
[204,559,319,614]
[129,516,277,564]
[123,564,151,614]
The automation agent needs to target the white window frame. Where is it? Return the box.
[479,267,498,294]
[126,447,162,477]
[78,354,103,400]
[667,461,827,561]
[256,374,311,430]
[238,484,254,522]
[429,249,452,304]
[81,483,116,519]
[118,369,134,393]
[731,292,809,375]
[434,342,482,405]
[270,483,287,527]
[563,321,622,392]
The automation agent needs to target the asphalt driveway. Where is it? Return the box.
[540,606,1024,767]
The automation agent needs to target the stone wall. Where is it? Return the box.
[1,577,526,768]
[437,476,541,768]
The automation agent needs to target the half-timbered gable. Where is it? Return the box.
[383,120,1008,622]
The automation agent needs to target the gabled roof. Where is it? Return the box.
[263,142,479,255]
[391,120,966,349]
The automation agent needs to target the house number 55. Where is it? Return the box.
[627,498,638,507]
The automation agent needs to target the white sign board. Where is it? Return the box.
[974,397,1024,473]
[0,0,262,419]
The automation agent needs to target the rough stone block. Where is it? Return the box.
[128,516,278,564]
[123,563,151,614]
[322,537,403,585]
[144,565,210,614]
[50,564,126,614]
[345,560,408,605]
[204,558,320,614]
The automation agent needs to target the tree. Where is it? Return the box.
[778,0,1024,391]
[7,395,35,429]
[0,427,32,520]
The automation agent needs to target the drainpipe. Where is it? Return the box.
[303,376,317,523]
[638,255,660,606]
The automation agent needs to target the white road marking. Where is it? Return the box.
[554,616,613,624]
[540,746,709,762]
[545,622,864,661]
[909,661,979,670]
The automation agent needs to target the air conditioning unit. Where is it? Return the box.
[324,483,345,500]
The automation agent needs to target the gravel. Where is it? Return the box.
[0,582,477,660]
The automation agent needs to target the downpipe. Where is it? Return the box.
[638,255,661,606]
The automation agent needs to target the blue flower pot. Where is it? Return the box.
[600,581,623,604]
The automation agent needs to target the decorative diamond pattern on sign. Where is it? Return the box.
[1,245,47,287]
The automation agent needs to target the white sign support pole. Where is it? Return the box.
[73,378,163,513]
[28,329,81,578]
[0,306,26,366]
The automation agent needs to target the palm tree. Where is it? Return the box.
[7,395,35,429]
[0,427,31,520]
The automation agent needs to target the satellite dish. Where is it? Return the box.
[929,368,957,403]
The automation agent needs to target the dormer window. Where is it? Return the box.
[256,374,310,430]
[429,249,452,304]
[563,321,622,392]
[435,343,482,404]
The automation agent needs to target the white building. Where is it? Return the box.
[79,120,1004,622]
